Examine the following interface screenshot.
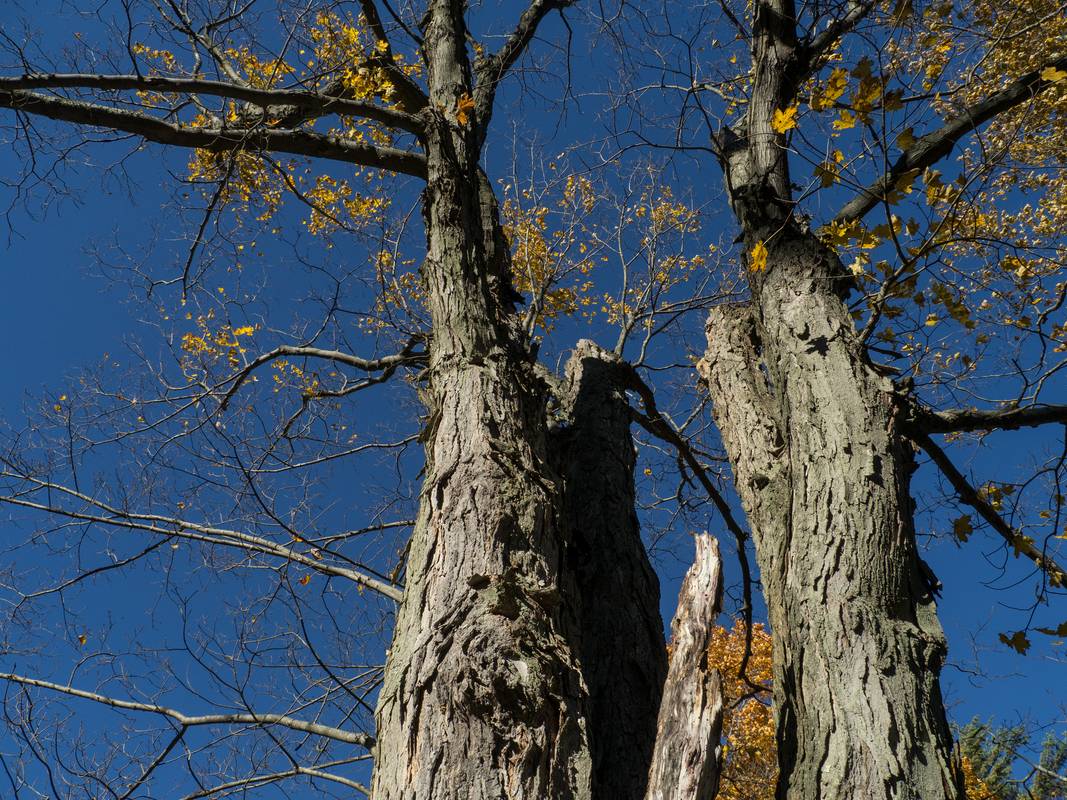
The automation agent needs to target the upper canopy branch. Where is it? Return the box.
[835,54,1067,223]
[914,403,1067,434]
[0,89,428,178]
[797,0,879,75]
[0,74,426,135]
[474,0,572,120]
[0,672,375,748]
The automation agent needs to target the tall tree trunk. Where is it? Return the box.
[698,232,963,800]
[554,340,668,800]
[371,2,593,795]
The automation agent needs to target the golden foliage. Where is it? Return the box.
[706,621,775,800]
[961,755,1000,800]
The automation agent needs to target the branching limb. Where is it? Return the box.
[0,90,428,177]
[178,761,371,799]
[474,0,572,119]
[219,341,426,410]
[836,54,1067,223]
[798,0,880,74]
[911,429,1067,588]
[0,672,375,748]
[0,473,404,601]
[0,74,425,135]
[914,403,1067,434]
[618,363,765,693]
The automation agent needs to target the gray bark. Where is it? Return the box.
[645,533,724,800]
[370,2,593,796]
[698,233,963,800]
[554,340,668,800]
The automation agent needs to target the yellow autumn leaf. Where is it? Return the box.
[299,574,312,586]
[1040,65,1067,83]
[896,127,916,150]
[750,241,768,273]
[770,104,799,133]
[455,92,476,126]
[814,161,839,188]
[832,109,857,130]
[77,633,87,647]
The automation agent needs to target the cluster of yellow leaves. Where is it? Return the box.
[271,359,321,397]
[961,755,1000,799]
[802,56,904,133]
[178,12,418,233]
[180,311,256,372]
[600,186,706,328]
[308,11,419,104]
[304,175,390,235]
[502,174,600,329]
[365,249,425,331]
[705,621,776,800]
[899,0,1067,361]
[705,622,1002,799]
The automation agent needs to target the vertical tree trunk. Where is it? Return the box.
[554,340,668,800]
[371,2,593,796]
[698,233,963,800]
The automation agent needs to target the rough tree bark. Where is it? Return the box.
[683,0,968,790]
[554,340,669,800]
[370,1,593,796]
[698,234,961,799]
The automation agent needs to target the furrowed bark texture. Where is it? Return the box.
[554,340,668,800]
[645,533,724,800]
[371,1,591,795]
[698,234,962,800]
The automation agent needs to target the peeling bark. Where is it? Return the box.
[554,340,668,800]
[645,533,724,800]
[699,234,963,800]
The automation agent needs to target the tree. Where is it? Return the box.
[0,0,1066,799]
[0,2,685,797]
[614,0,1067,794]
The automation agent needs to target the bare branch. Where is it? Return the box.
[178,762,371,799]
[0,474,404,601]
[0,90,428,177]
[0,672,375,748]
[835,55,1067,223]
[0,74,426,135]
[911,430,1067,589]
[219,341,426,410]
[474,0,572,118]
[915,403,1067,434]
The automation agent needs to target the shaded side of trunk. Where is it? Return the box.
[645,533,724,800]
[698,233,962,800]
[553,340,668,800]
[371,2,592,795]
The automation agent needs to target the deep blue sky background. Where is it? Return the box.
[0,0,1064,794]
